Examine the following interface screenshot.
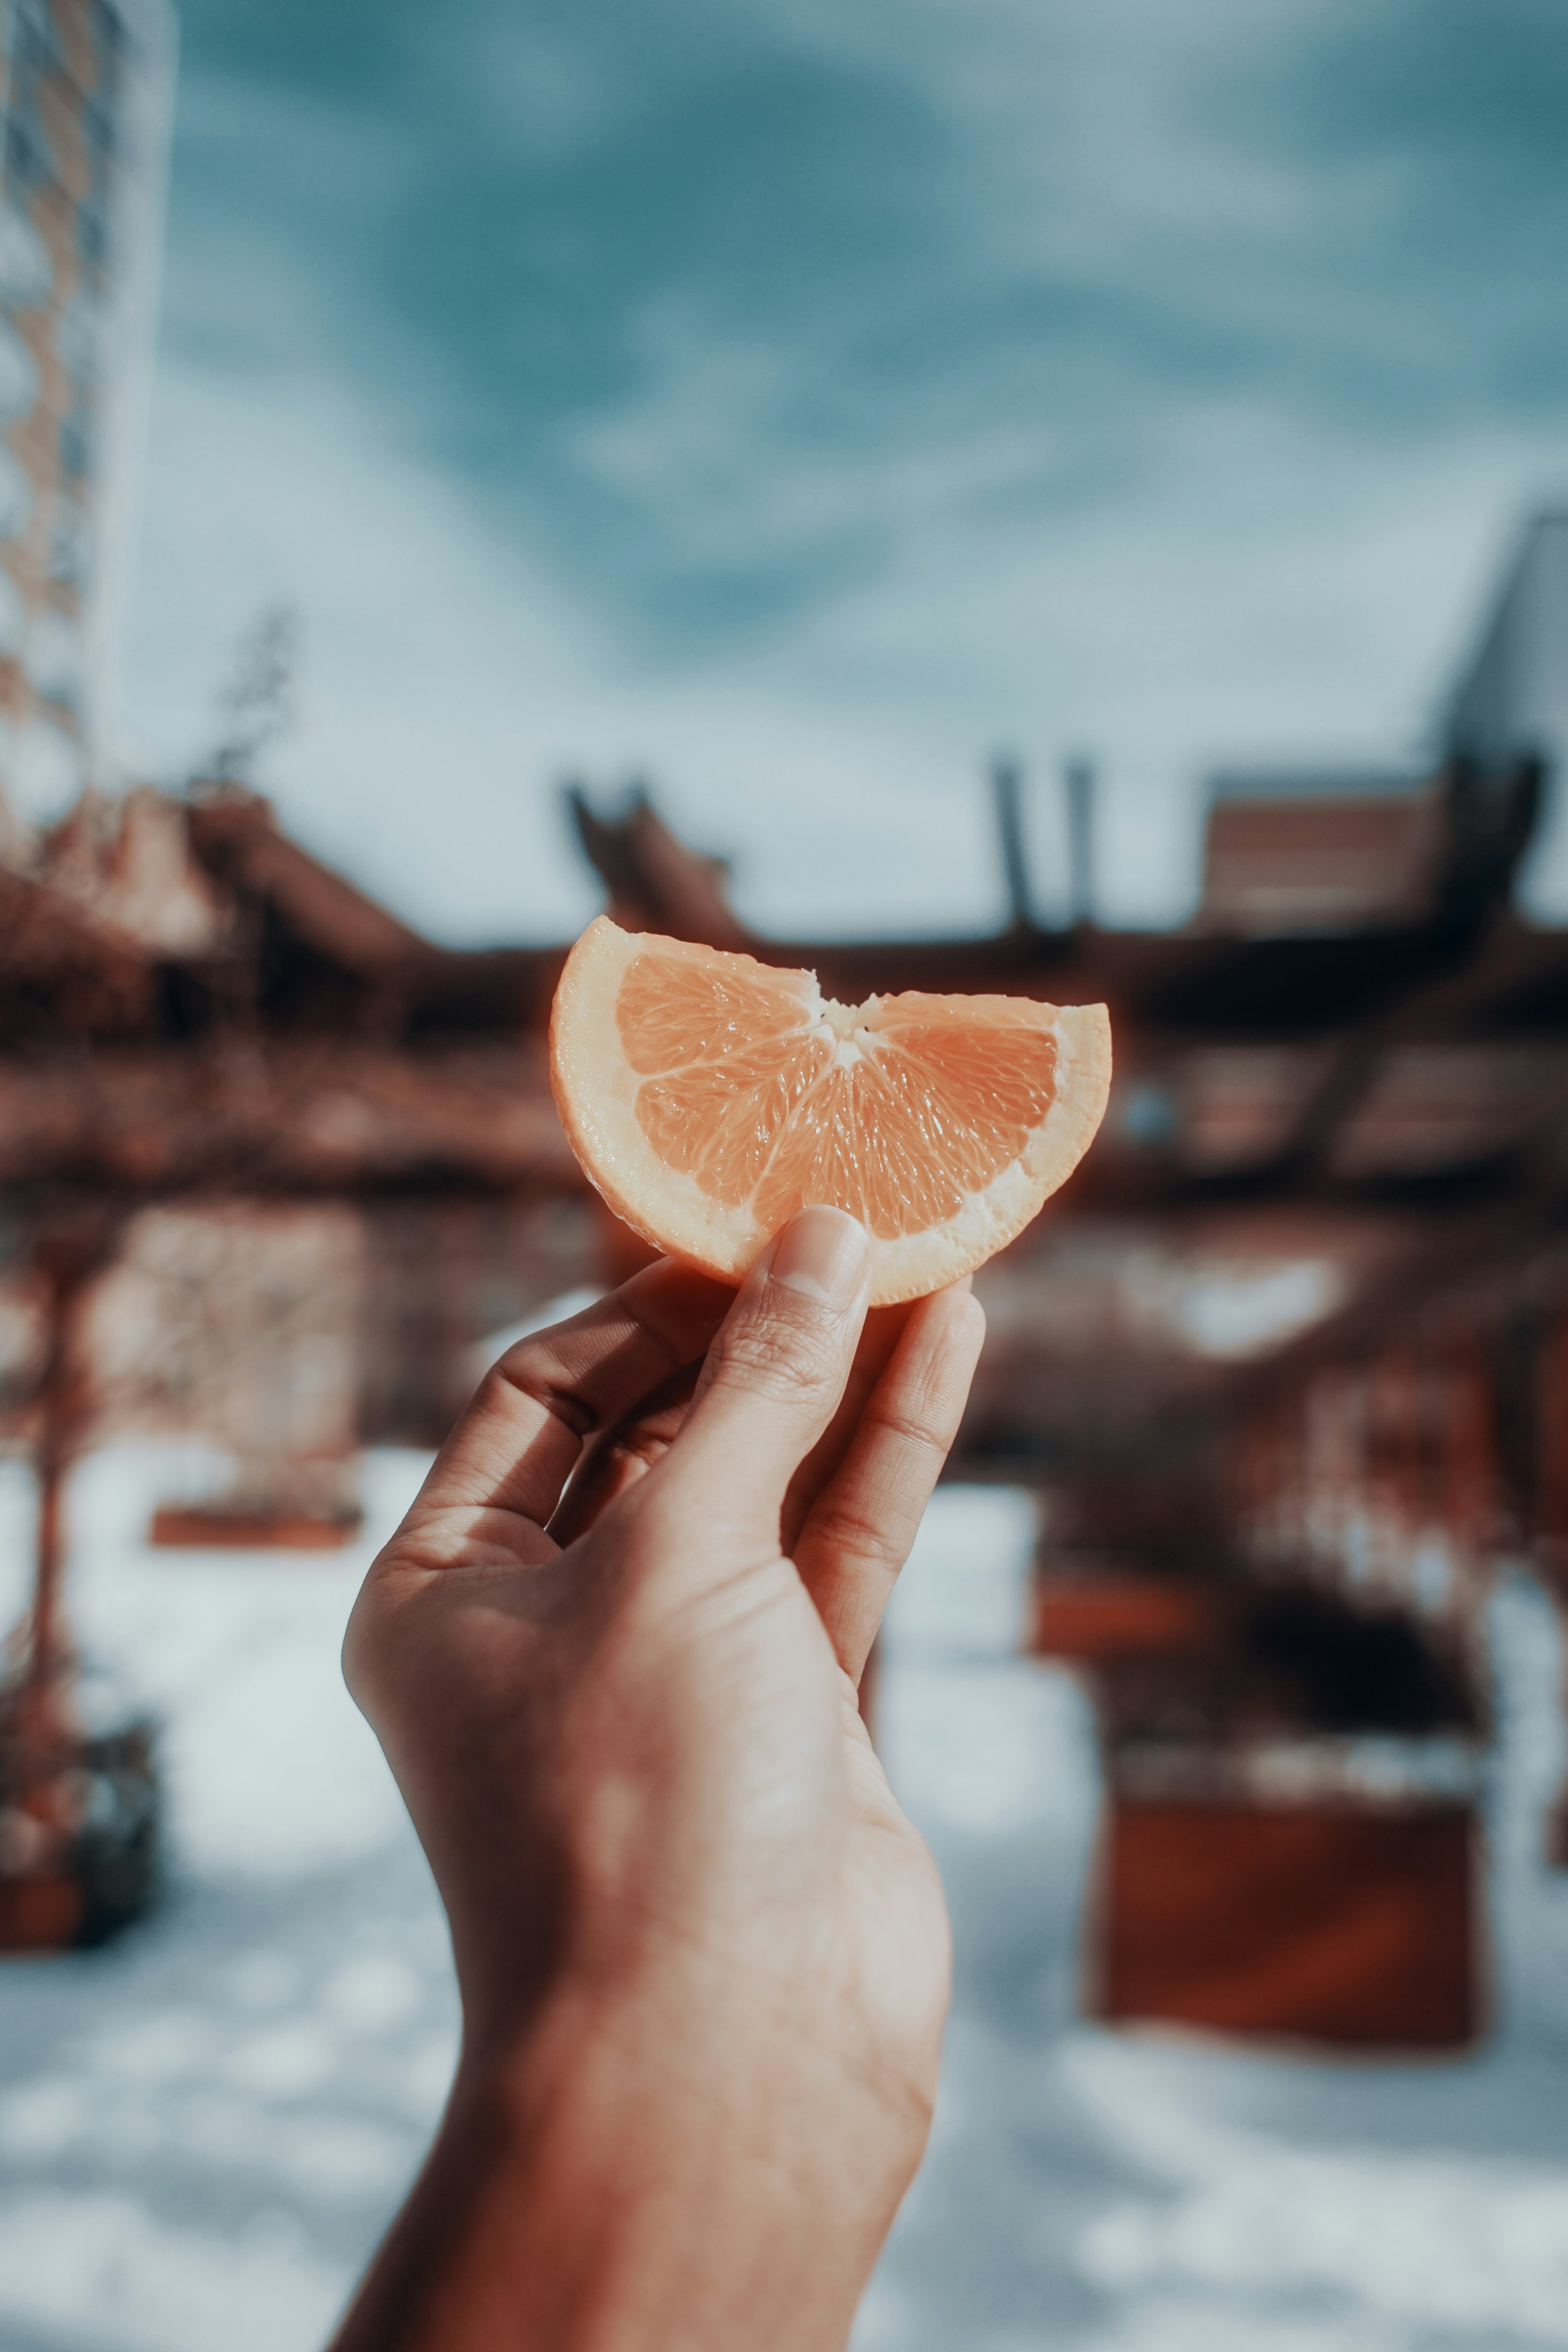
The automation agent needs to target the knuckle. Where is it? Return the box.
[493,1357,596,1439]
[614,1427,674,1472]
[870,1396,954,1456]
[708,1299,843,1407]
[340,1554,428,1720]
[340,1587,386,1714]
[810,1494,903,1573]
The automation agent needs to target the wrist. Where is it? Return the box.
[334,1959,928,2352]
[478,1962,919,2351]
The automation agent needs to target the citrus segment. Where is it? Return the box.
[550,917,1112,1305]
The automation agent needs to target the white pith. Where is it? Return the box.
[814,983,882,1064]
[549,917,1113,1306]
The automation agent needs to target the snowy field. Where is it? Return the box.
[3,1449,1568,2352]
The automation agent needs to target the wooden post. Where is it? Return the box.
[989,754,1032,933]
[1065,755,1096,925]
[14,1215,120,1743]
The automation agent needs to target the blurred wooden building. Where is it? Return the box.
[564,752,1568,2050]
[6,650,1568,2008]
[0,781,597,1485]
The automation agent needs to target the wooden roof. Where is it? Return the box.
[1201,790,1446,934]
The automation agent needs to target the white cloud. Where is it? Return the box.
[123,313,1568,942]
[122,345,1016,943]
[117,7,1568,945]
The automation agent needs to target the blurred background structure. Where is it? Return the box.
[3,571,1567,2021]
[5,1,1568,2347]
[0,0,173,843]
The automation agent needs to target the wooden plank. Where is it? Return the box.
[1092,1798,1479,2048]
[1032,1580,1218,1662]
[0,1875,82,1953]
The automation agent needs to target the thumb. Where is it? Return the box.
[660,1207,872,1547]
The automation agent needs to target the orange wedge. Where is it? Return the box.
[550,917,1112,1305]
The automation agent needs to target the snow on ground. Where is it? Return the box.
[868,1506,1568,2352]
[0,1449,455,2352]
[2,1454,1568,2351]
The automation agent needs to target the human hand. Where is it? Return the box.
[334,1207,985,2352]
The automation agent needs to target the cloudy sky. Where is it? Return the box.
[118,0,1568,943]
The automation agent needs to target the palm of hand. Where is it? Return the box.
[348,1253,980,2114]
[336,1219,989,2352]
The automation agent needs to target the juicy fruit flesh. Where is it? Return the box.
[617,947,1059,1241]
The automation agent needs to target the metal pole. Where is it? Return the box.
[1066,756,1096,925]
[990,753,1032,931]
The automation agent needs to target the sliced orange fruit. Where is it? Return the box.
[550,917,1112,1305]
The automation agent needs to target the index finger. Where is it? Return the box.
[414,1257,735,1529]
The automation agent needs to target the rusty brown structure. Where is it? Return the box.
[0,782,594,1946]
[5,755,1568,2026]
[566,761,1568,2048]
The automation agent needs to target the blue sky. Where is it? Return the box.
[118,0,1568,941]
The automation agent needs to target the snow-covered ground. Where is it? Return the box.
[2,1451,1568,2351]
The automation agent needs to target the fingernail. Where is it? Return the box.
[770,1207,870,1308]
